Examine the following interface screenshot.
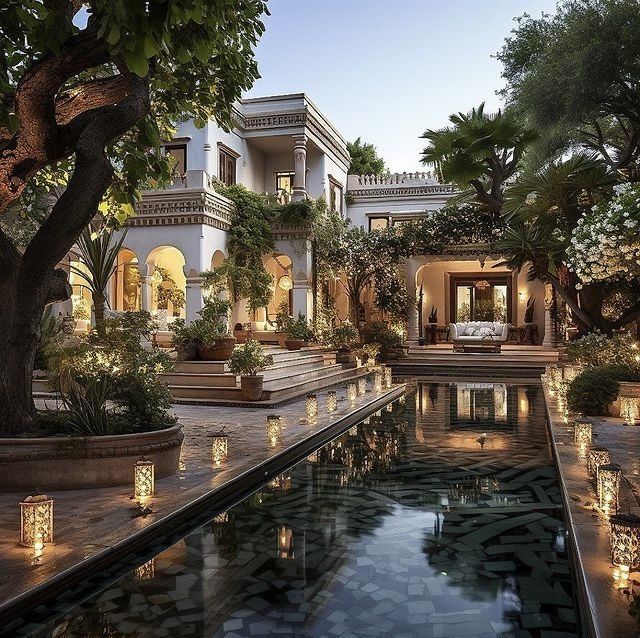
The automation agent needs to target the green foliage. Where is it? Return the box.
[497,0,640,172]
[567,365,639,416]
[565,332,640,372]
[332,322,359,350]
[49,311,176,433]
[420,103,537,212]
[347,137,386,175]
[362,321,403,360]
[35,305,63,370]
[286,314,314,341]
[273,299,293,333]
[278,199,318,225]
[227,340,273,376]
[61,377,119,437]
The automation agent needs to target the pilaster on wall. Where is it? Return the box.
[405,257,426,341]
[292,134,307,202]
[185,272,204,325]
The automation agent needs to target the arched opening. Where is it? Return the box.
[264,253,293,324]
[112,248,141,312]
[147,246,187,321]
[211,249,226,269]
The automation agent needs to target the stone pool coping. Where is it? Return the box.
[543,385,638,638]
[0,385,405,630]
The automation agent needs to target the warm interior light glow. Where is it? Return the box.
[587,447,611,479]
[134,460,155,502]
[358,377,367,396]
[277,275,293,291]
[20,494,54,548]
[327,390,337,413]
[598,464,622,515]
[374,371,383,393]
[347,382,357,403]
[610,513,640,587]
[306,394,318,418]
[211,429,228,466]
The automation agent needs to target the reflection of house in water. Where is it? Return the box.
[449,382,518,429]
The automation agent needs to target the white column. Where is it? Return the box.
[292,134,307,202]
[185,275,204,324]
[542,283,557,347]
[140,276,153,313]
[405,258,422,342]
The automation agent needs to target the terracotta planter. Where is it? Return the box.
[0,425,184,490]
[175,342,198,361]
[233,330,248,344]
[276,332,287,348]
[335,351,355,365]
[285,339,305,351]
[197,336,237,361]
[240,375,264,401]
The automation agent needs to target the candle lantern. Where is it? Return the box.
[347,382,357,403]
[355,356,362,368]
[20,494,54,548]
[277,525,295,559]
[587,447,611,479]
[374,371,383,393]
[211,427,228,466]
[134,459,155,502]
[598,463,622,514]
[267,414,282,428]
[384,366,392,389]
[306,394,318,418]
[610,513,640,586]
[327,390,337,414]
[573,420,592,447]
[358,377,367,396]
[620,397,640,426]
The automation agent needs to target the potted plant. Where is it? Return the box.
[285,313,314,351]
[233,322,253,344]
[273,300,292,348]
[332,321,358,364]
[228,340,274,400]
[169,318,198,361]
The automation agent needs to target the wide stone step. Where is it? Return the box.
[160,372,238,387]
[172,351,326,375]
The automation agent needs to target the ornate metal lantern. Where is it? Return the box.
[135,559,155,580]
[347,382,357,403]
[358,377,367,396]
[211,428,228,466]
[620,397,640,426]
[374,371,383,393]
[384,366,392,389]
[574,420,592,447]
[134,459,155,502]
[326,390,337,414]
[306,394,318,418]
[587,447,611,479]
[610,513,640,586]
[267,414,282,448]
[20,494,54,548]
[598,463,622,515]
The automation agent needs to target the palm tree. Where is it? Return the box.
[498,154,618,332]
[70,226,127,332]
[420,103,538,213]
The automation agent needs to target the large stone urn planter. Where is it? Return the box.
[0,425,183,490]
[285,339,306,351]
[197,337,237,361]
[240,375,264,401]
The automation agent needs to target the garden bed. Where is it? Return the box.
[0,425,183,490]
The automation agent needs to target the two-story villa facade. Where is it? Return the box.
[63,92,550,344]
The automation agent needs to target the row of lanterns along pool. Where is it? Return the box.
[543,364,640,589]
[17,366,395,561]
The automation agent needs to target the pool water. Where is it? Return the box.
[31,381,578,637]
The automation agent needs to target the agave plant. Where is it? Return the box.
[62,376,116,437]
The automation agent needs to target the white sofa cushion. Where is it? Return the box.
[451,321,509,342]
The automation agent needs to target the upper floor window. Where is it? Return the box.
[276,172,295,197]
[329,177,343,214]
[164,143,187,175]
[369,216,389,232]
[218,145,238,186]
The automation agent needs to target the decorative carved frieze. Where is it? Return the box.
[271,223,312,241]
[348,185,455,198]
[244,112,306,129]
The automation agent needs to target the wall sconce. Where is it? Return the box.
[306,394,318,418]
[518,291,526,300]
[358,377,367,396]
[134,460,155,502]
[347,382,357,404]
[277,525,295,559]
[598,463,622,515]
[211,427,228,466]
[587,447,611,479]
[610,513,640,586]
[327,390,337,414]
[20,494,54,549]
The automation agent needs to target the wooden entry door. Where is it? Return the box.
[450,272,513,324]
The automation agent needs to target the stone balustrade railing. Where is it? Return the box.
[347,171,441,189]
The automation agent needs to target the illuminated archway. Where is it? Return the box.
[147,246,187,319]
[68,258,92,326]
[264,253,293,323]
[112,248,141,312]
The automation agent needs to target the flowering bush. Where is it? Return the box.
[565,331,640,372]
[227,340,273,376]
[567,183,640,286]
[49,312,176,433]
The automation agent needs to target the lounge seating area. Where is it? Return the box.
[449,321,509,353]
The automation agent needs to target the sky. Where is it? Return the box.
[246,0,559,172]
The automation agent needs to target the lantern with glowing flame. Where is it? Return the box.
[374,371,383,393]
[587,447,611,479]
[610,513,640,586]
[20,494,54,548]
[347,382,357,403]
[327,390,337,414]
[598,463,622,515]
[267,415,282,447]
[211,427,228,466]
[134,459,155,502]
[306,394,318,418]
[358,377,367,396]
[277,525,294,559]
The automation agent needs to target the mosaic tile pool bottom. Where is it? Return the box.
[30,381,578,637]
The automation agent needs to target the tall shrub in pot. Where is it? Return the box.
[228,340,274,401]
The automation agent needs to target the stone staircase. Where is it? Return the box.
[163,346,367,406]
[392,343,560,378]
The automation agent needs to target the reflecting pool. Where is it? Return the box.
[24,380,578,637]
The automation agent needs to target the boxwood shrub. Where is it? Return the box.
[567,365,638,416]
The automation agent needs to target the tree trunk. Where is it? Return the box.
[0,275,46,435]
[93,290,106,333]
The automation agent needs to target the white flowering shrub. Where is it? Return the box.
[567,183,640,287]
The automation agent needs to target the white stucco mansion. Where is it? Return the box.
[65,92,550,344]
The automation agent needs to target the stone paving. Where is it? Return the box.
[545,387,640,638]
[0,378,401,613]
